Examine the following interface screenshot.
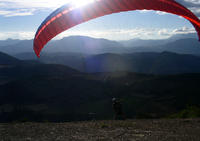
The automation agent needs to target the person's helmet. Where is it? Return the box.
[112,98,116,102]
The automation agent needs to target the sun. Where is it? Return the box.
[45,0,96,9]
[70,0,96,8]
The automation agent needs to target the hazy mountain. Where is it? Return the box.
[84,52,200,74]
[0,36,125,55]
[0,39,21,46]
[85,53,130,73]
[14,52,38,60]
[0,52,21,65]
[14,52,86,71]
[168,33,198,41]
[121,38,170,48]
[0,52,79,84]
[160,38,200,55]
[0,40,33,55]
[1,34,199,56]
[15,51,200,75]
[121,33,198,47]
[127,38,200,55]
[44,36,125,54]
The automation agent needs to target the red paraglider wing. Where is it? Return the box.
[34,0,200,57]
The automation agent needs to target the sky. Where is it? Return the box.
[0,0,200,41]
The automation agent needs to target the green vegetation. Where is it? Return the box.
[169,105,200,118]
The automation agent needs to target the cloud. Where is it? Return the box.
[55,28,161,40]
[138,1,200,18]
[155,11,168,15]
[0,31,34,40]
[0,0,65,9]
[172,27,196,34]
[158,27,196,37]
[0,26,197,40]
[0,0,66,17]
[0,2,6,6]
[139,10,153,13]
[39,27,197,40]
[0,9,35,17]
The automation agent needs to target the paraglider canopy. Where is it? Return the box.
[34,0,200,57]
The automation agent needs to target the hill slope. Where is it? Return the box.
[35,52,200,74]
[0,70,200,122]
[0,52,21,65]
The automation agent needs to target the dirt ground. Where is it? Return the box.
[0,119,200,141]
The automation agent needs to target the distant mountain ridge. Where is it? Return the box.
[85,52,200,74]
[0,33,199,56]
[44,36,125,54]
[0,39,21,46]
[127,38,200,55]
[13,51,200,75]
[0,39,33,55]
[0,36,125,55]
[2,33,200,75]
[121,33,198,47]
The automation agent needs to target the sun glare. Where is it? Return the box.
[45,0,96,9]
[70,0,96,8]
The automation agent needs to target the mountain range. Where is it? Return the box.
[0,33,197,74]
[13,51,200,75]
[120,33,198,47]
[0,33,199,56]
[85,52,200,74]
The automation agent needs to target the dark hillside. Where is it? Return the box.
[85,52,200,74]
[0,52,200,122]
[0,52,21,65]
[0,71,200,122]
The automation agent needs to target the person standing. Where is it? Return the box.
[112,98,125,120]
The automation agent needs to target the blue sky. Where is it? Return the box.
[0,0,200,40]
